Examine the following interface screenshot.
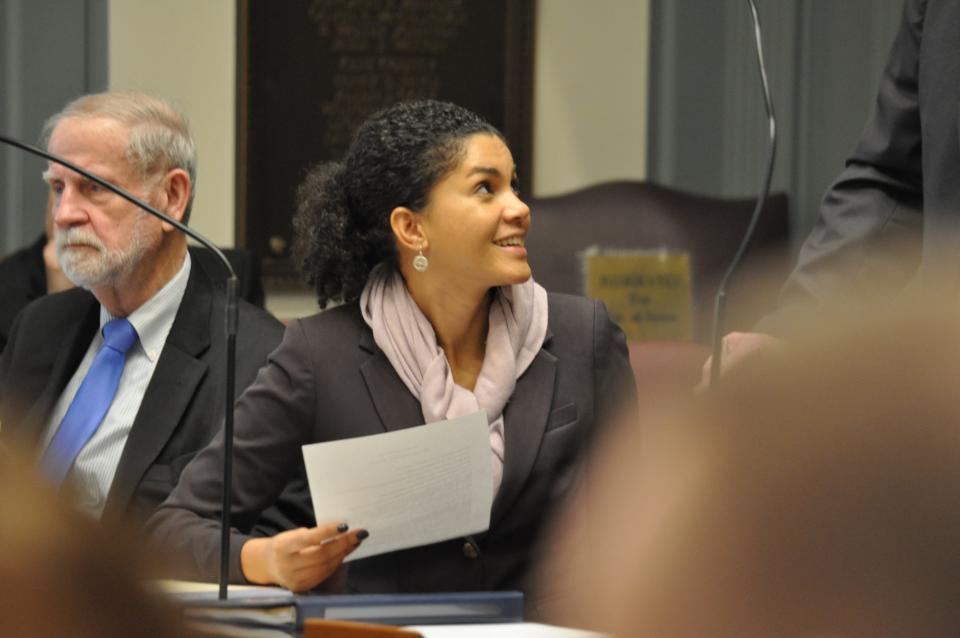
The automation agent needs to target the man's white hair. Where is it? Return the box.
[42,91,198,222]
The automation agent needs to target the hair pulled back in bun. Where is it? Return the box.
[293,99,503,307]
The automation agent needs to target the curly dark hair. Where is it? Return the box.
[293,100,503,307]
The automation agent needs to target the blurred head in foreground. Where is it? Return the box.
[0,447,182,638]
[541,290,960,637]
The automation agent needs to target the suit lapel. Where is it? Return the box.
[358,317,558,526]
[489,333,557,527]
[22,296,100,446]
[358,326,425,432]
[102,266,212,522]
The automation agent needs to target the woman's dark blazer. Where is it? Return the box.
[147,292,634,598]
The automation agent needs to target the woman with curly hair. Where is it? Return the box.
[148,100,634,601]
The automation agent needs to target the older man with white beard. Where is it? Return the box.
[0,92,291,531]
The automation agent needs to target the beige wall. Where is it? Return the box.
[107,0,649,316]
[533,0,649,197]
[108,0,236,247]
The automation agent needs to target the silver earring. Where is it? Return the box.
[413,245,429,272]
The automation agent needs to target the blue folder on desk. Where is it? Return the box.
[180,591,524,630]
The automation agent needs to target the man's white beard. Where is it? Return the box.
[56,212,157,289]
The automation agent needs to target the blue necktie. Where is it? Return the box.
[42,318,138,485]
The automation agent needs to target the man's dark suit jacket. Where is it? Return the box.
[0,256,285,528]
[148,292,635,599]
[760,0,960,332]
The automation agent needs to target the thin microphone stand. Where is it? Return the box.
[708,0,778,387]
[0,134,238,600]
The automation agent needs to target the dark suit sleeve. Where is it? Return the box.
[757,0,926,335]
[146,319,318,583]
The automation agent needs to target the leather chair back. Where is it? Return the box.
[526,181,790,342]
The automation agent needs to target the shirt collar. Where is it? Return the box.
[100,251,192,362]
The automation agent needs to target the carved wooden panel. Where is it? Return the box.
[236,0,535,284]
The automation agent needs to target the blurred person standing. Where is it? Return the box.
[713,0,960,373]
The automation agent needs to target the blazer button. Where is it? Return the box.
[462,540,479,560]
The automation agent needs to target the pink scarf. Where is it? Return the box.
[360,263,549,496]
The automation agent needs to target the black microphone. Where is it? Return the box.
[0,133,239,600]
[709,0,778,387]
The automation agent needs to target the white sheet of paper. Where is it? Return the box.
[301,410,492,561]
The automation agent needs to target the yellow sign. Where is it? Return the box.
[583,249,693,341]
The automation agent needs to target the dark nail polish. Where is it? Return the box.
[356,530,369,541]
[336,523,349,533]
